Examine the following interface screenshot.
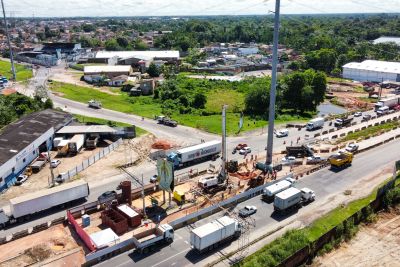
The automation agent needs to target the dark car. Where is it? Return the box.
[238,206,257,217]
[362,114,372,121]
[98,191,117,202]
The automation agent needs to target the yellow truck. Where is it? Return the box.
[328,151,353,168]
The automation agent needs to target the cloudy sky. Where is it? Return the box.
[5,0,400,17]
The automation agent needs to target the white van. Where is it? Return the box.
[276,129,289,137]
[377,106,389,116]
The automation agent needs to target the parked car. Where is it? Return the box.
[239,206,257,217]
[150,175,158,183]
[50,159,61,168]
[276,129,289,137]
[362,114,372,121]
[55,173,66,183]
[239,147,251,155]
[281,156,296,163]
[15,175,28,185]
[307,155,326,164]
[98,191,117,202]
[345,143,359,152]
[285,177,296,184]
[354,111,362,117]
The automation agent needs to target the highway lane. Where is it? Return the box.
[96,139,400,267]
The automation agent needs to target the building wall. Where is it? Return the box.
[0,128,54,190]
[343,67,399,82]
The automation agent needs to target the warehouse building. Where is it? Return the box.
[0,110,73,191]
[342,60,400,82]
[83,65,133,83]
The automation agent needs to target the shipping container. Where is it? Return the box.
[10,180,89,219]
[190,216,241,252]
[273,187,302,211]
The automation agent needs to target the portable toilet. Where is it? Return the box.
[82,214,90,228]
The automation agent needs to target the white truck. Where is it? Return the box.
[306,117,325,131]
[261,180,293,201]
[0,180,89,229]
[167,140,222,169]
[190,216,241,253]
[374,95,400,110]
[273,187,315,212]
[68,134,85,155]
[132,224,174,253]
[88,99,102,109]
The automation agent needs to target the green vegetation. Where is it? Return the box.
[342,120,399,142]
[73,114,147,136]
[236,175,399,267]
[0,60,32,81]
[50,74,317,135]
[0,93,53,129]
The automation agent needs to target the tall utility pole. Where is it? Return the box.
[266,0,281,164]
[220,105,228,181]
[1,0,16,81]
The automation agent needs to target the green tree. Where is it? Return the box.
[306,48,337,73]
[116,36,129,48]
[105,38,121,51]
[192,92,207,109]
[244,85,270,116]
[147,63,160,78]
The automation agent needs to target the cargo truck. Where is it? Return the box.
[30,159,46,173]
[132,224,174,253]
[156,115,178,127]
[68,134,85,155]
[334,117,353,127]
[306,118,324,131]
[86,135,99,149]
[167,140,222,169]
[328,151,353,169]
[261,180,294,202]
[273,187,315,212]
[190,216,241,253]
[374,95,400,110]
[0,180,89,229]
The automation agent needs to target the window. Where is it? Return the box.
[33,150,36,155]
[23,158,26,163]
[12,167,15,173]
[0,178,2,183]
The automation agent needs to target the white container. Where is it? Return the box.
[53,137,64,147]
[190,216,238,252]
[177,140,221,164]
[68,134,85,153]
[263,180,292,198]
[306,117,324,130]
[10,180,89,218]
[274,187,302,211]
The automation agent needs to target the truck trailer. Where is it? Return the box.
[261,180,293,201]
[334,117,353,127]
[0,180,89,229]
[68,134,85,155]
[273,187,315,212]
[167,140,222,168]
[190,216,241,253]
[132,224,174,253]
[306,118,324,131]
[374,95,400,110]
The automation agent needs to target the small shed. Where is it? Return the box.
[116,204,141,228]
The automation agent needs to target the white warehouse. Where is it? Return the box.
[342,60,400,82]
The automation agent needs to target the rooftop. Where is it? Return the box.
[95,50,180,60]
[0,109,73,166]
[343,60,400,74]
[56,125,117,134]
[373,36,400,46]
[84,65,132,74]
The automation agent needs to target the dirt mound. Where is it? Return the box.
[152,140,172,150]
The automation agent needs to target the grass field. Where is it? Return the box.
[342,120,399,142]
[73,114,148,136]
[0,60,32,81]
[50,81,312,135]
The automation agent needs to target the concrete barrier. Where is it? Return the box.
[331,135,338,139]
[314,133,320,137]
[375,122,379,126]
[340,133,346,137]
[354,129,360,132]
[361,126,366,130]
[322,131,328,135]
[380,121,386,125]
[329,129,335,133]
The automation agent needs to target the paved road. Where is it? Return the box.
[96,139,400,267]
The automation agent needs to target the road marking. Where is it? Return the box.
[174,233,183,240]
[151,248,190,267]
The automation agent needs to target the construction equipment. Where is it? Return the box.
[328,151,353,169]
[286,145,314,158]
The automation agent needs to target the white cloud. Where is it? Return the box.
[4,0,400,17]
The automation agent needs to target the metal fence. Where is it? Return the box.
[60,139,123,182]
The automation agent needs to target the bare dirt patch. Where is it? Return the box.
[0,224,81,267]
[313,207,400,267]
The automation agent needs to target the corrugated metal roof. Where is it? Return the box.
[84,65,132,74]
[95,50,180,60]
[57,125,117,134]
[373,36,400,45]
[343,60,400,74]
